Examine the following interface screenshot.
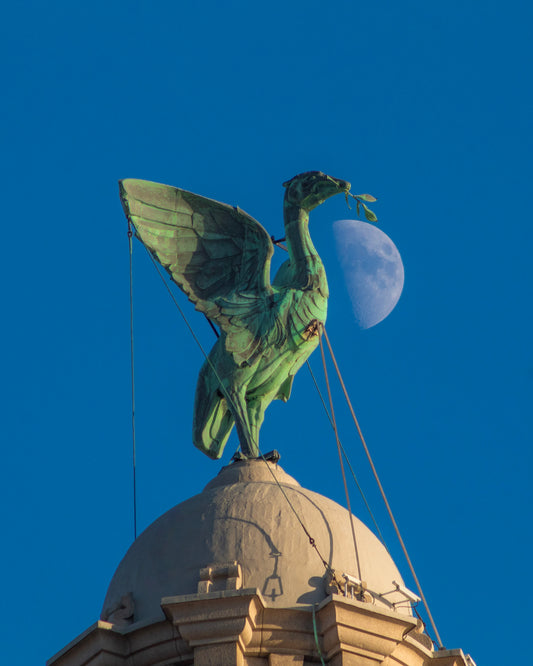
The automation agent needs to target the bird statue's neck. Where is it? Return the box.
[283,201,328,295]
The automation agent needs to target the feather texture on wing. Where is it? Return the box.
[119,178,275,366]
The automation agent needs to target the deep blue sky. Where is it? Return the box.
[2,2,531,664]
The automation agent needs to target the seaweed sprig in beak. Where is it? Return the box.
[345,192,378,222]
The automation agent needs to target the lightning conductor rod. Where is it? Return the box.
[127,221,138,541]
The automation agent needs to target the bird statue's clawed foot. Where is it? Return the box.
[262,449,281,463]
[231,449,248,462]
[231,448,281,463]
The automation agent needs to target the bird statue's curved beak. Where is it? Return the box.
[326,175,351,193]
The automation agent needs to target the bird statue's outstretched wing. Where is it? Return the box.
[119,179,275,366]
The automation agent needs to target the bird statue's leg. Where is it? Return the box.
[227,387,260,459]
[246,397,269,455]
[193,340,263,459]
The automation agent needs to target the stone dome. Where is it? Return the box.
[102,460,411,624]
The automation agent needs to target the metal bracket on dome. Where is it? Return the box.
[341,574,420,610]
[377,580,421,608]
[198,561,243,594]
[341,573,372,602]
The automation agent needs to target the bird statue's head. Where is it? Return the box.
[283,171,351,212]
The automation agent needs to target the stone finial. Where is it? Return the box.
[198,561,243,594]
[101,593,134,626]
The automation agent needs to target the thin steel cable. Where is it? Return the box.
[256,450,344,592]
[133,238,343,589]
[270,236,380,578]
[275,242,388,549]
[318,329,362,582]
[132,235,442,643]
[127,223,137,541]
[322,328,444,649]
[306,360,390,552]
[137,236,438,641]
[141,246,257,447]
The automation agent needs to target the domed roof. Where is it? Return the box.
[102,460,411,624]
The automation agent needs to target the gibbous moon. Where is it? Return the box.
[333,219,404,329]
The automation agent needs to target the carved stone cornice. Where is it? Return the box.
[163,589,263,666]
[48,589,475,665]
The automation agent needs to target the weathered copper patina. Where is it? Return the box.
[120,172,373,459]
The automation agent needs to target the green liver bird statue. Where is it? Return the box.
[119,171,353,460]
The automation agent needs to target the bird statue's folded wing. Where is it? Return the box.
[119,179,275,366]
